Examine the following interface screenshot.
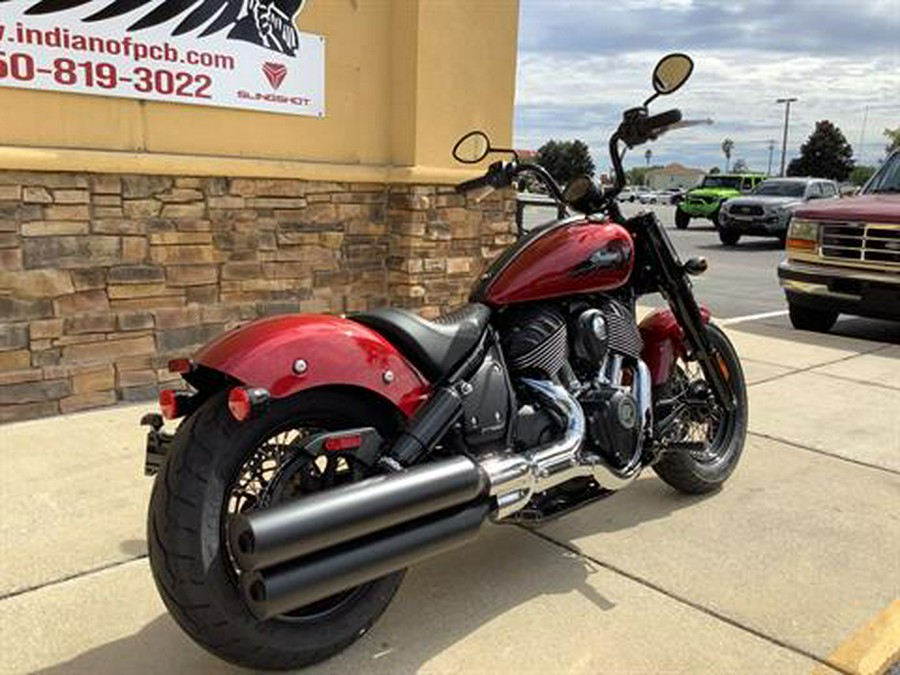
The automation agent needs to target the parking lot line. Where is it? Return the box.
[812,600,900,675]
[719,309,789,325]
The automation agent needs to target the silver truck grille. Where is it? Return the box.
[820,222,900,268]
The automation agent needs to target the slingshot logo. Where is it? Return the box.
[262,62,287,89]
[7,0,308,56]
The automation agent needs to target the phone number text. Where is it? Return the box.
[0,51,212,98]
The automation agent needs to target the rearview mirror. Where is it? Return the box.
[452,131,491,164]
[652,53,694,96]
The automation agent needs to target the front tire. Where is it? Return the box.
[789,303,838,332]
[653,324,748,494]
[148,390,405,670]
[675,209,691,229]
[719,229,741,246]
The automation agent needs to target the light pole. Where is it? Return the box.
[776,97,797,176]
[767,139,776,176]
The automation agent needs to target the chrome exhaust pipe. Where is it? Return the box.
[481,377,640,519]
[234,372,644,617]
[244,503,489,620]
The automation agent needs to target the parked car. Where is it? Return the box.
[717,177,839,246]
[650,187,686,205]
[676,173,766,229]
[617,185,652,202]
[778,150,900,331]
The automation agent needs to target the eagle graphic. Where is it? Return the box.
[0,0,306,56]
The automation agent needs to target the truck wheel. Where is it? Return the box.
[719,230,741,246]
[788,303,838,333]
[675,209,690,229]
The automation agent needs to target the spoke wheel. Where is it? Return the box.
[147,390,406,670]
[652,323,748,494]
[224,427,367,622]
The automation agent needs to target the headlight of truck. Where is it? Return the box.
[786,218,818,254]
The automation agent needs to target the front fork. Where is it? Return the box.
[639,212,736,412]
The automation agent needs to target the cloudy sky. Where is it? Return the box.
[514,0,900,176]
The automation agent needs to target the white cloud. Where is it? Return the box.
[515,0,900,172]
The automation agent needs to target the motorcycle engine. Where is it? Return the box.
[500,299,645,468]
[573,298,645,469]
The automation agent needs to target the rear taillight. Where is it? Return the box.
[323,433,363,452]
[228,387,270,422]
[159,389,193,420]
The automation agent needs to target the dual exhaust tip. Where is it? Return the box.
[230,456,490,619]
[232,379,638,620]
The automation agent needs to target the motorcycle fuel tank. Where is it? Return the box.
[471,217,635,306]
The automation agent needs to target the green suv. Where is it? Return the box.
[676,173,766,229]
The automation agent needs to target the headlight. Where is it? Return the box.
[786,218,818,254]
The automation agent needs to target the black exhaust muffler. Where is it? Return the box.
[231,456,487,571]
[243,502,490,619]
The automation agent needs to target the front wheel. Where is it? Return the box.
[789,303,838,332]
[148,390,405,670]
[652,323,748,494]
[675,209,691,229]
[719,229,741,246]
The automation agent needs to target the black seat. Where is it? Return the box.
[353,303,491,380]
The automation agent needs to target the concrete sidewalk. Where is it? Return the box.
[1,320,898,674]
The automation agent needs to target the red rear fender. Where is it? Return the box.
[193,314,430,417]
[639,306,711,386]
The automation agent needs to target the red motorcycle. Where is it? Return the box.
[143,53,746,670]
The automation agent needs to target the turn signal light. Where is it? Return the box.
[167,358,194,374]
[159,389,193,420]
[228,387,270,422]
[786,238,816,253]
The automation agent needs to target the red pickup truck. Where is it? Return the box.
[778,151,900,331]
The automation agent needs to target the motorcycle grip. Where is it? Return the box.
[646,109,682,130]
[455,174,494,195]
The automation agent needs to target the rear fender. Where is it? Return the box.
[639,306,711,386]
[192,314,430,417]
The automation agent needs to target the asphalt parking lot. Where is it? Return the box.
[1,205,898,674]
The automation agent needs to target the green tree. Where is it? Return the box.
[708,166,721,175]
[721,138,734,172]
[626,165,663,186]
[786,120,855,181]
[885,127,900,154]
[850,165,877,186]
[732,158,749,173]
[536,139,595,185]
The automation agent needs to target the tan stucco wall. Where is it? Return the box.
[0,0,519,182]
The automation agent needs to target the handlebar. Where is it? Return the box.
[646,108,682,132]
[454,173,497,195]
[454,106,688,217]
[455,160,567,204]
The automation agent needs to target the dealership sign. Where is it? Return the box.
[0,0,325,116]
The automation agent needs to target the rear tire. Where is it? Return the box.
[788,303,838,333]
[148,390,405,670]
[653,324,748,494]
[675,209,690,229]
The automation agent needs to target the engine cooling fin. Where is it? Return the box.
[500,305,568,379]
[599,298,643,360]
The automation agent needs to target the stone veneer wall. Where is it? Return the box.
[0,171,516,423]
